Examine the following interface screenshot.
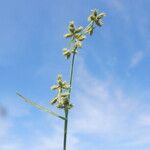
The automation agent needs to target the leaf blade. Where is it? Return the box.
[16,92,66,120]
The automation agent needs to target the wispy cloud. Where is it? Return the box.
[70,59,150,147]
[0,59,150,150]
[103,0,124,12]
[30,132,81,150]
[130,51,144,68]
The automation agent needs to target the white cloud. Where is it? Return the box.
[0,95,30,118]
[0,117,24,150]
[68,59,150,147]
[1,59,150,150]
[138,114,150,127]
[0,142,22,150]
[130,51,144,68]
[103,0,124,12]
[30,132,81,150]
[0,119,11,138]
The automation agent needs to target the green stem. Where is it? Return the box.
[63,52,76,150]
[69,53,76,95]
[63,109,68,150]
[63,22,93,150]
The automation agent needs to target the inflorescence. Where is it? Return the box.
[50,9,106,111]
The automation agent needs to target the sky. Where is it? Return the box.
[0,0,150,150]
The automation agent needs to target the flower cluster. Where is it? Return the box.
[86,9,106,35]
[88,9,106,26]
[50,9,106,110]
[63,21,85,59]
[62,9,106,59]
[50,74,73,109]
[64,21,85,41]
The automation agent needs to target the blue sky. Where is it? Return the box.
[0,0,150,150]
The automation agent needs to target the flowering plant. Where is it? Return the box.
[17,9,106,150]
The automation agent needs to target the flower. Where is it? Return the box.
[86,25,94,35]
[63,48,72,59]
[50,74,73,109]
[88,9,106,27]
[51,74,70,91]
[64,21,85,42]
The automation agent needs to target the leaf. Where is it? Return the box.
[16,92,66,120]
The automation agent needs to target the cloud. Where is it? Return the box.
[138,114,150,127]
[0,95,30,118]
[30,132,81,150]
[0,119,11,138]
[1,59,150,150]
[69,59,150,147]
[103,0,124,12]
[0,96,31,150]
[0,105,7,118]
[0,141,22,150]
[130,51,144,68]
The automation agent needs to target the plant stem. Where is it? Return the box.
[69,52,76,95]
[63,52,76,150]
[63,109,68,150]
[63,22,93,150]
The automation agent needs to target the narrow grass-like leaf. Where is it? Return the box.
[16,92,66,120]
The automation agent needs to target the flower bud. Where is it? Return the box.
[63,98,69,105]
[51,85,59,90]
[64,33,73,38]
[93,10,98,17]
[69,27,75,33]
[88,15,95,22]
[56,103,64,108]
[74,26,83,33]
[74,41,82,48]
[50,97,58,104]
[61,92,70,97]
[71,49,78,54]
[77,35,86,41]
[86,26,94,35]
[69,21,74,28]
[97,13,106,20]
[57,74,63,85]
[67,103,73,109]
[95,20,102,26]
[62,82,70,89]
[63,48,71,59]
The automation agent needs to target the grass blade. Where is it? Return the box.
[16,92,66,120]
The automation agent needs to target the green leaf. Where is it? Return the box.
[16,92,66,120]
